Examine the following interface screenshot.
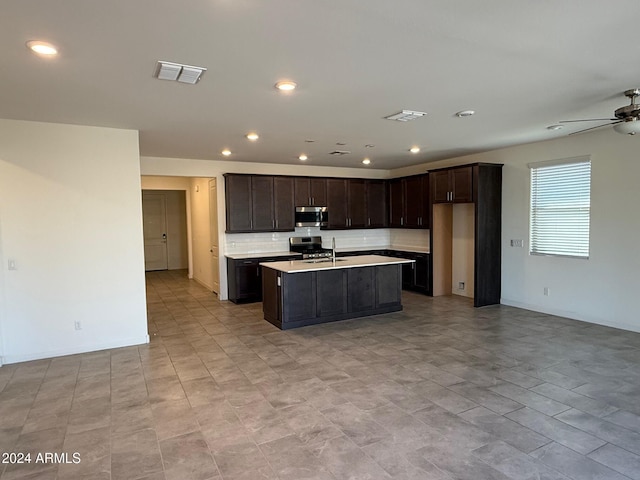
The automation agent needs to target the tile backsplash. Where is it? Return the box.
[223,227,429,255]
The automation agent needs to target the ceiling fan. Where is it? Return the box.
[560,88,640,135]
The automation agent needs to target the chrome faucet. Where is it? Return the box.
[332,237,336,262]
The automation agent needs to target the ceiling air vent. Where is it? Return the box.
[155,61,207,84]
[384,109,427,122]
[329,150,351,156]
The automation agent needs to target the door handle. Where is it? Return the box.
[162,233,167,239]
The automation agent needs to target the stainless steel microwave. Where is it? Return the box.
[295,206,328,227]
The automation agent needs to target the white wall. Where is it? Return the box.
[0,120,148,364]
[408,129,640,332]
[190,178,215,290]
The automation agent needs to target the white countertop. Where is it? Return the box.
[225,251,299,260]
[227,247,429,259]
[260,254,414,273]
[335,245,430,254]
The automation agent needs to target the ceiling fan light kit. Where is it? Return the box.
[613,118,640,135]
[561,88,640,136]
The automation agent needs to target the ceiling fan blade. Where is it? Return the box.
[560,118,618,123]
[568,121,621,136]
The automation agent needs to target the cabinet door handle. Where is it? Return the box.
[401,217,404,226]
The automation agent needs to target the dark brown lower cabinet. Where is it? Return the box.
[227,255,301,303]
[386,251,431,295]
[262,264,403,330]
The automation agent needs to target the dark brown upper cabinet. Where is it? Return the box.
[325,178,348,228]
[388,174,429,228]
[324,178,369,229]
[431,166,473,203]
[225,174,253,232]
[365,180,388,228]
[347,179,367,229]
[273,176,295,231]
[251,175,275,231]
[225,174,294,233]
[294,177,327,207]
[388,178,404,227]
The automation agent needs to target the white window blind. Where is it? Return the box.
[529,157,591,258]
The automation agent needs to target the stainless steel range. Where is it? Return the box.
[289,236,333,259]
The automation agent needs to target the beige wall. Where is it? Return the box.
[190,178,215,290]
[451,204,475,298]
[0,120,148,363]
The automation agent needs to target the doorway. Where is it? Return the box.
[142,190,188,271]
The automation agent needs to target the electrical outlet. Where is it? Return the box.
[8,259,16,270]
[74,321,82,330]
[543,287,550,296]
[510,239,524,247]
[458,282,465,290]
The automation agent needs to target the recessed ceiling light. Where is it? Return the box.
[299,154,308,161]
[362,158,371,165]
[455,110,475,118]
[410,146,420,154]
[26,40,58,56]
[547,125,564,131]
[275,81,297,91]
[246,132,259,141]
[365,144,375,148]
[221,149,232,156]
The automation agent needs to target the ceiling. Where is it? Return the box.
[2,1,640,169]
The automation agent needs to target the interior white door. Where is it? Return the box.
[142,192,169,271]
[209,179,220,293]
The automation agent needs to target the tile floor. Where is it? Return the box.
[1,269,640,479]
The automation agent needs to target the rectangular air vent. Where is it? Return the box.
[384,109,427,122]
[156,61,206,84]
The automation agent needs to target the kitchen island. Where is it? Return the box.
[261,255,414,330]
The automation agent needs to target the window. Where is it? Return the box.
[529,156,591,258]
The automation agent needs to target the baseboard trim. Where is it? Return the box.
[500,299,640,334]
[193,277,214,291]
[2,335,150,365]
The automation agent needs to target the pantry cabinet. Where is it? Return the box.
[431,166,473,204]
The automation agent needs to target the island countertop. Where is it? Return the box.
[260,254,414,274]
